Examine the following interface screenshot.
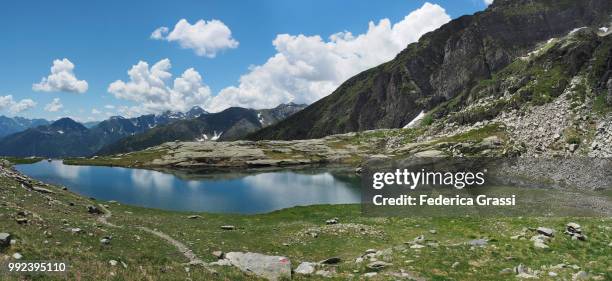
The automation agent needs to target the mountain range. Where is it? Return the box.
[0,104,304,158]
[96,103,306,155]
[0,116,50,138]
[248,0,612,140]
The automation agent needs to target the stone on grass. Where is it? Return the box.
[414,150,445,157]
[325,218,339,225]
[87,205,103,214]
[109,260,118,266]
[536,227,554,237]
[220,225,235,230]
[0,233,11,246]
[468,239,488,247]
[367,261,392,271]
[225,252,291,280]
[12,253,22,260]
[572,271,589,281]
[212,251,224,259]
[295,262,316,275]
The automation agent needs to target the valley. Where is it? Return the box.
[1,0,611,280]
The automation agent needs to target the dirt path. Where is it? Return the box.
[96,204,119,228]
[94,203,209,268]
[137,226,208,267]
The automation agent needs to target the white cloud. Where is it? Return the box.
[206,2,451,112]
[0,95,37,114]
[108,58,212,117]
[44,98,63,112]
[104,104,115,110]
[91,108,101,115]
[484,0,494,5]
[152,19,239,58]
[32,58,89,93]
[0,96,12,109]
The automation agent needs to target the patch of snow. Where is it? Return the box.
[600,26,609,33]
[569,27,587,35]
[211,131,223,141]
[403,111,426,129]
[257,113,265,125]
[57,130,64,134]
[195,134,209,142]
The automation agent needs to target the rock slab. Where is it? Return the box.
[225,252,291,281]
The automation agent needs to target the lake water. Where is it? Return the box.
[16,160,361,214]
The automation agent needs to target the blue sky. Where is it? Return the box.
[0,0,489,121]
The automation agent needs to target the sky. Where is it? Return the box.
[0,0,491,122]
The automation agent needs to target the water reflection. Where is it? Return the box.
[16,161,361,214]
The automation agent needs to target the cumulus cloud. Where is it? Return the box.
[152,19,239,58]
[205,2,450,112]
[91,108,101,115]
[108,58,212,116]
[32,58,89,93]
[0,95,37,114]
[484,0,494,5]
[44,98,63,112]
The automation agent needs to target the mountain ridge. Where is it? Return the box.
[247,0,612,140]
[96,103,306,155]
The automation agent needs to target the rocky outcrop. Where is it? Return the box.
[249,0,612,140]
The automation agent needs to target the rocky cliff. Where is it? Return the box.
[249,0,612,140]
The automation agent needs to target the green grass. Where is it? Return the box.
[592,94,612,115]
[63,149,167,167]
[1,169,610,281]
[441,123,506,143]
[0,157,44,165]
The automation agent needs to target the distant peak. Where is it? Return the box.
[50,117,87,131]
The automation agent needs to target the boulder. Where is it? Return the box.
[0,233,11,246]
[225,252,291,280]
[295,262,316,275]
[468,239,488,247]
[100,237,111,245]
[536,227,554,237]
[566,222,581,233]
[212,251,224,259]
[325,218,338,225]
[87,205,103,214]
[414,150,445,158]
[572,271,589,281]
